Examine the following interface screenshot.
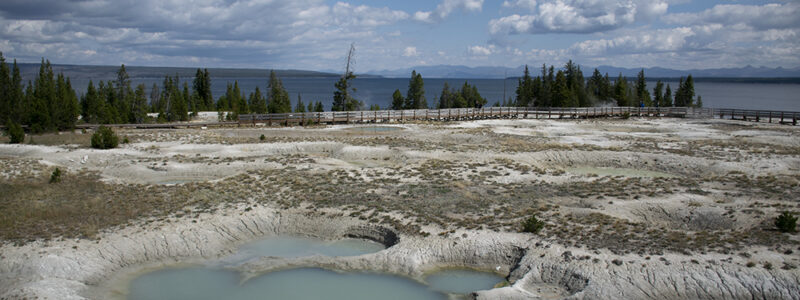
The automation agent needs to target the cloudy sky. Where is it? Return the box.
[0,0,797,72]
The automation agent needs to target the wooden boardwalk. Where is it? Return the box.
[238,106,713,126]
[6,107,794,131]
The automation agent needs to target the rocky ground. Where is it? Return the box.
[0,116,798,299]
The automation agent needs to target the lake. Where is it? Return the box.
[67,77,800,112]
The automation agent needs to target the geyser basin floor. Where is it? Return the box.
[128,267,445,300]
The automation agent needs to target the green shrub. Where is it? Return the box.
[91,126,119,149]
[50,168,62,183]
[259,134,266,141]
[122,136,130,144]
[621,112,631,119]
[775,211,797,233]
[521,215,545,233]
[6,120,24,144]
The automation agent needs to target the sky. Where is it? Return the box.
[0,0,797,72]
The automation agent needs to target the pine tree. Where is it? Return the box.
[391,89,404,110]
[249,87,267,114]
[0,52,9,124]
[267,71,291,113]
[438,82,451,109]
[10,60,23,124]
[564,60,588,107]
[30,59,56,132]
[553,70,573,107]
[132,84,148,123]
[536,64,552,107]
[635,69,651,107]
[314,101,324,112]
[307,101,314,113]
[664,84,673,107]
[586,68,605,102]
[295,94,306,113]
[405,70,426,109]
[653,81,664,108]
[695,95,703,108]
[515,65,534,107]
[614,73,629,107]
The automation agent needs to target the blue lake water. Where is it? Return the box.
[67,77,800,112]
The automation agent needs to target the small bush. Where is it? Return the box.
[775,211,797,233]
[122,136,130,144]
[91,126,119,149]
[521,215,545,233]
[259,134,266,141]
[50,168,62,183]
[6,120,24,144]
[621,112,631,119]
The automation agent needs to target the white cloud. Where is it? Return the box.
[663,3,800,31]
[403,46,419,57]
[413,0,484,23]
[468,45,494,56]
[490,0,668,35]
[502,0,537,11]
[0,0,412,69]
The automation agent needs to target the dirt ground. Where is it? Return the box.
[1,117,798,262]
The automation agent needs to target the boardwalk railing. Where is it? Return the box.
[238,106,715,126]
[715,108,799,125]
[5,107,789,131]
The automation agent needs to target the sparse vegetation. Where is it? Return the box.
[521,215,545,233]
[49,168,62,183]
[6,120,24,144]
[775,211,797,233]
[91,126,119,149]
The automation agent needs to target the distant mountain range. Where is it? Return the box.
[369,65,800,79]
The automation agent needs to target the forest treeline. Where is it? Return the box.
[1,53,700,134]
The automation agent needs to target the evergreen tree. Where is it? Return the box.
[614,73,629,107]
[248,87,267,114]
[115,65,132,120]
[332,70,360,111]
[564,60,588,107]
[635,69,651,107]
[553,70,573,107]
[586,68,605,102]
[675,76,696,107]
[314,101,324,112]
[307,101,313,113]
[369,104,380,110]
[267,71,291,113]
[438,82,451,109]
[30,59,55,132]
[460,81,486,108]
[149,83,160,113]
[536,64,552,107]
[193,68,213,111]
[663,84,673,107]
[696,95,703,108]
[233,81,248,116]
[0,53,9,124]
[653,81,664,108]
[515,65,534,107]
[295,94,306,113]
[391,89,404,110]
[405,70,426,109]
[54,74,79,129]
[10,60,23,124]
[132,84,148,123]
